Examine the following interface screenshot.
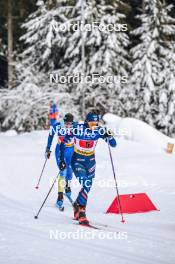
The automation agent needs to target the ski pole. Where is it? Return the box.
[35,158,48,189]
[34,172,60,219]
[107,140,125,223]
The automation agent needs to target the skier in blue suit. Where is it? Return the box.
[48,101,59,126]
[45,113,75,210]
[59,111,117,224]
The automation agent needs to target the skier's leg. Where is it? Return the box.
[71,155,95,224]
[64,147,74,198]
[78,176,93,225]
[77,174,93,206]
[73,158,95,207]
[55,144,66,209]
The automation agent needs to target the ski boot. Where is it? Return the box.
[65,181,72,200]
[79,206,89,225]
[73,201,80,220]
[56,192,64,211]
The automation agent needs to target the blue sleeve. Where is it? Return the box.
[59,123,78,159]
[98,127,117,148]
[47,134,54,150]
[46,123,60,150]
[54,105,58,113]
[60,142,65,160]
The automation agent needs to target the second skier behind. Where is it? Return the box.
[45,113,75,211]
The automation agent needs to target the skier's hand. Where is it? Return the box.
[59,160,66,171]
[104,127,114,139]
[45,148,51,159]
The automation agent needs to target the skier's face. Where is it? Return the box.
[88,121,99,130]
[64,122,73,128]
[50,101,54,106]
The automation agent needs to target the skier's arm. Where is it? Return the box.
[59,123,77,164]
[59,132,73,161]
[100,127,117,147]
[46,124,56,149]
[58,142,66,171]
[45,123,59,158]
[59,141,65,160]
[106,136,117,147]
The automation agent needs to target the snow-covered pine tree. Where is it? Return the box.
[156,2,175,136]
[0,59,78,131]
[129,0,175,135]
[63,0,131,115]
[87,0,131,116]
[20,0,68,72]
[0,0,79,131]
[166,46,175,136]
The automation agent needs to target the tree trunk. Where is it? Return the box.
[20,0,26,18]
[7,0,13,88]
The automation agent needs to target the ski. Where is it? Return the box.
[90,221,119,232]
[74,222,101,230]
[74,219,118,231]
[90,221,111,229]
[65,194,118,231]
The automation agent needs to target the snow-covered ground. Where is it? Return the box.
[0,130,175,264]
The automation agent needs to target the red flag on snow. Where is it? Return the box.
[106,193,158,214]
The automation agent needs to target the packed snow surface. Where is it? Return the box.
[0,130,175,264]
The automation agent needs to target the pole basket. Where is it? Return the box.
[106,193,159,214]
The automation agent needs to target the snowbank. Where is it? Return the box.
[103,113,175,154]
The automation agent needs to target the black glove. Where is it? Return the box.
[45,148,51,159]
[59,160,66,171]
[104,127,114,139]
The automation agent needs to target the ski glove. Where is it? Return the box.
[104,128,114,139]
[45,148,51,159]
[59,160,66,171]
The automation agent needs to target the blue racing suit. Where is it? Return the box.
[60,123,117,206]
[48,104,59,126]
[46,122,74,181]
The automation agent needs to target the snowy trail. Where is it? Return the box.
[0,131,175,264]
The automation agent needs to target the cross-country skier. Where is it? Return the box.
[45,113,75,211]
[48,101,59,126]
[59,111,117,225]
